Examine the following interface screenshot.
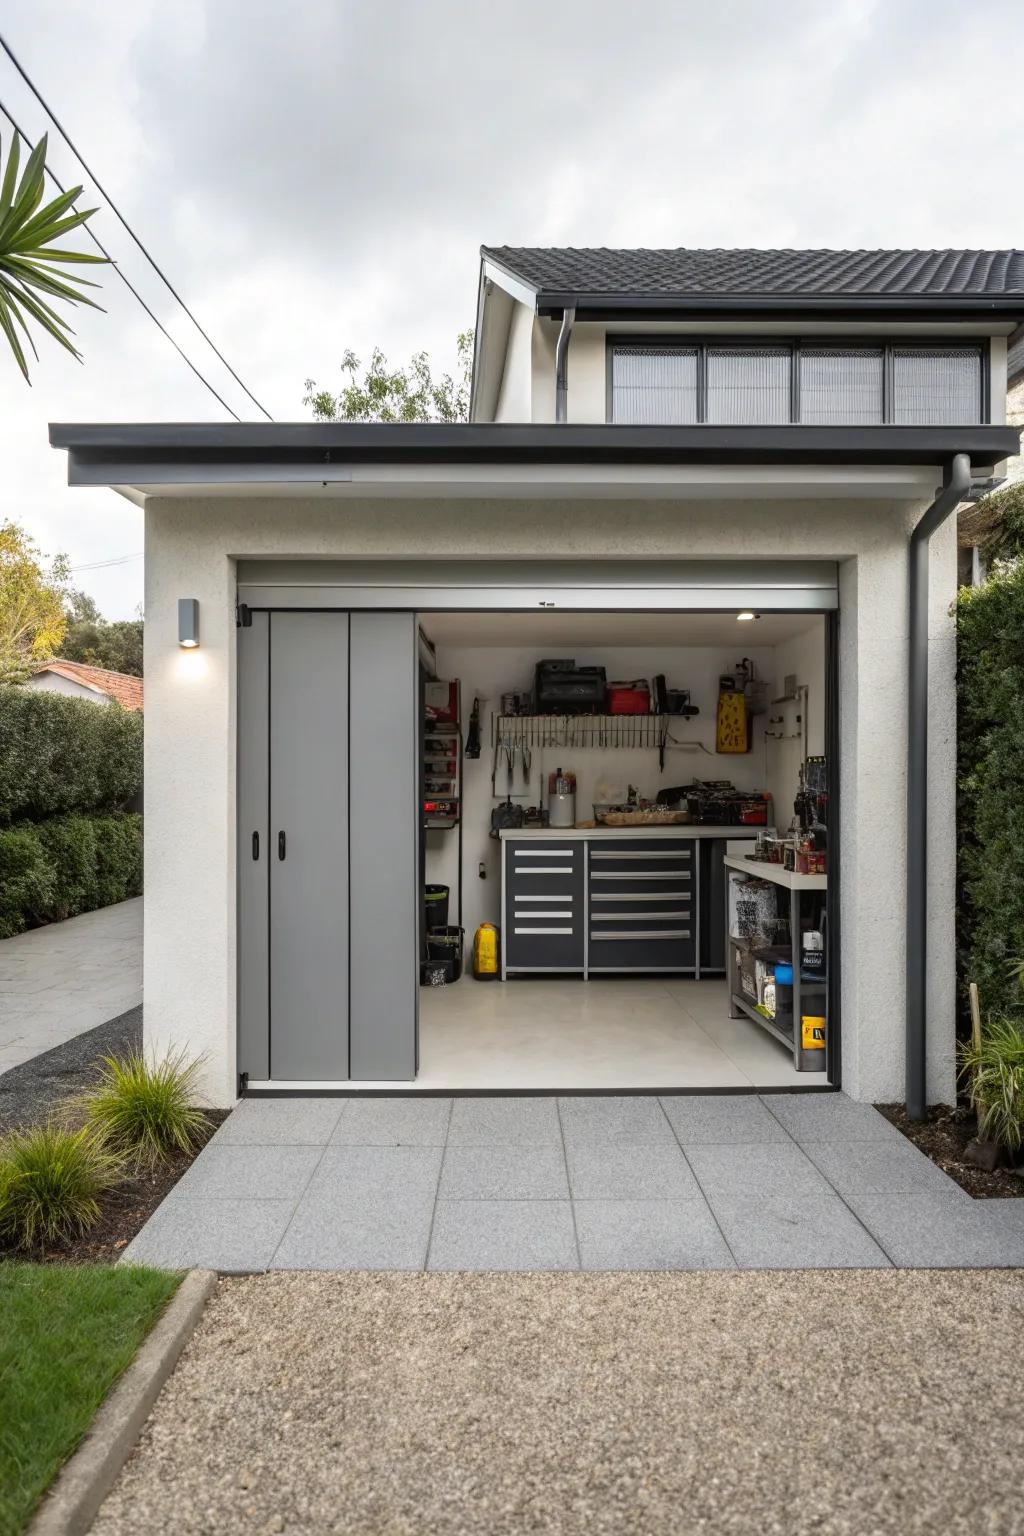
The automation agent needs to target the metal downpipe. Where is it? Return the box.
[554,305,576,424]
[906,450,972,1120]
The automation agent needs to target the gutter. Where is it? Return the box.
[905,450,972,1120]
[555,306,576,424]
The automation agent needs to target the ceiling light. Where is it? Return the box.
[736,611,759,622]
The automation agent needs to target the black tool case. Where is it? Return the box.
[534,659,607,714]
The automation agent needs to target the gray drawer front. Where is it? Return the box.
[588,840,694,877]
[588,930,696,970]
[505,842,584,970]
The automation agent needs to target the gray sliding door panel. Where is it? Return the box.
[348,611,418,1080]
[237,612,270,1080]
[269,611,350,1080]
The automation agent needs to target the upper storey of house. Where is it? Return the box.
[470,247,1024,428]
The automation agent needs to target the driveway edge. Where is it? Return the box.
[29,1267,217,1536]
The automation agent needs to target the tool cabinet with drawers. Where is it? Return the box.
[500,829,756,978]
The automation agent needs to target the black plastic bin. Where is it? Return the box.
[424,884,450,934]
[426,924,464,982]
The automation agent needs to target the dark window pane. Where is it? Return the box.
[893,348,981,424]
[800,349,884,425]
[706,347,790,424]
[611,347,698,424]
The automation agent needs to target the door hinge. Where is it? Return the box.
[236,602,252,628]
[238,1070,249,1096]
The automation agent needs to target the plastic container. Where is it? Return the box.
[607,680,651,714]
[426,924,464,982]
[772,961,794,1029]
[424,884,450,932]
[473,923,500,980]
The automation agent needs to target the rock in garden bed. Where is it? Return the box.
[876,1101,1024,1198]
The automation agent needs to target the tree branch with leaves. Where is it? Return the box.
[304,330,473,423]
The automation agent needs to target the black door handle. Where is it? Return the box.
[252,831,260,861]
[278,830,286,861]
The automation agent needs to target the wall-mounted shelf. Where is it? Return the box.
[492,713,669,751]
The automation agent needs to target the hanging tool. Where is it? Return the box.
[465,696,481,759]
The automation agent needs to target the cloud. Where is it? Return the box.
[0,0,1021,614]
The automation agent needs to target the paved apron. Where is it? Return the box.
[121,1093,1024,1272]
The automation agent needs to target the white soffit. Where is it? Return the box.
[119,462,940,501]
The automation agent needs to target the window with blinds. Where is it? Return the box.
[611,346,698,424]
[706,346,790,424]
[800,349,884,425]
[892,347,982,425]
[608,341,984,426]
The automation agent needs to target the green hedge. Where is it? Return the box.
[957,565,1024,1018]
[0,814,143,938]
[0,687,143,825]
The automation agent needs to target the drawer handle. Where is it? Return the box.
[591,910,690,920]
[514,849,574,858]
[590,890,689,901]
[590,929,691,941]
[590,871,691,881]
[514,909,575,919]
[589,850,691,861]
[513,926,573,935]
[513,894,572,903]
[513,866,577,875]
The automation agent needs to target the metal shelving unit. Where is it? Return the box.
[492,713,668,751]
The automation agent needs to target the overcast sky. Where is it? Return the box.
[2,0,1021,617]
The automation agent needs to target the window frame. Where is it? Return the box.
[606,336,990,426]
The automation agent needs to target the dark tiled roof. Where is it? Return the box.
[483,247,1024,301]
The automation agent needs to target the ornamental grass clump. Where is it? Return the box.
[0,1123,120,1251]
[81,1049,206,1169]
[958,1014,1024,1156]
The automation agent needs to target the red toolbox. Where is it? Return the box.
[606,679,651,714]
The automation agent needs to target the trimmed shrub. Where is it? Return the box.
[80,1050,206,1169]
[0,1123,121,1251]
[0,813,142,937]
[957,565,1024,1019]
[0,686,143,824]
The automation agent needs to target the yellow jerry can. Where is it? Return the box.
[473,923,500,980]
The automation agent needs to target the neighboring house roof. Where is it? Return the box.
[33,660,144,711]
[481,246,1024,313]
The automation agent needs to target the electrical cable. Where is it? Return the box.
[0,31,273,420]
[0,97,240,418]
[68,552,144,572]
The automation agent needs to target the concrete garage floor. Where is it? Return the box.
[120,1093,1024,1272]
[92,1268,1024,1536]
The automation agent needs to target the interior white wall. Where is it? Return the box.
[139,491,957,1108]
[423,641,783,942]
[763,618,827,825]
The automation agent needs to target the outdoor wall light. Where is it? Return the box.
[178,598,200,648]
[736,611,760,622]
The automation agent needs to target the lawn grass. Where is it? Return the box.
[0,1263,181,1535]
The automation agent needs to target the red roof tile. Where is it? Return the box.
[35,660,144,711]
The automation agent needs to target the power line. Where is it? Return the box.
[68,552,144,573]
[0,31,273,421]
[0,96,240,419]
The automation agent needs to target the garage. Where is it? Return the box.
[234,560,837,1093]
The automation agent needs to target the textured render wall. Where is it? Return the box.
[143,492,956,1106]
[493,302,533,423]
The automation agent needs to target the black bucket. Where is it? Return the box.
[424,884,450,933]
[426,924,464,982]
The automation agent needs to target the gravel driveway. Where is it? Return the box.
[94,1267,1024,1535]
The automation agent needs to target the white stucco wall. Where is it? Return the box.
[493,301,533,423]
[142,491,957,1109]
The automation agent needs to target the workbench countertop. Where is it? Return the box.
[498,824,764,841]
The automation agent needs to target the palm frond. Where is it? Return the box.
[0,130,107,381]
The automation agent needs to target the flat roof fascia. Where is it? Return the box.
[536,295,1024,325]
[49,423,1019,490]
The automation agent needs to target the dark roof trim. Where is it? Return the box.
[542,301,1024,325]
[49,422,1018,478]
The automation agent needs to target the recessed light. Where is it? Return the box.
[736,611,759,622]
